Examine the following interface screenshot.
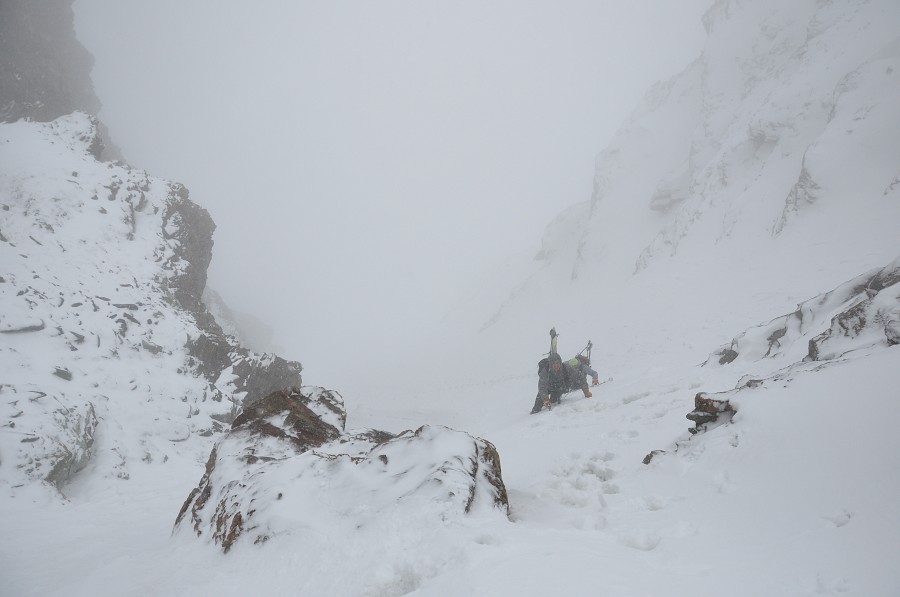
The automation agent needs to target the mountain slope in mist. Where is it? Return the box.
[449,0,900,367]
[2,0,900,595]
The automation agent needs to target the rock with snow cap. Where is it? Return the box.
[805,256,900,361]
[705,254,900,370]
[174,387,509,553]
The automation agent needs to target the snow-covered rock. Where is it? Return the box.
[0,114,301,492]
[675,255,900,438]
[174,387,509,553]
[706,254,900,369]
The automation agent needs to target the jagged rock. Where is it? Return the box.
[52,367,72,381]
[774,154,821,235]
[10,398,99,490]
[162,186,215,315]
[642,450,666,465]
[806,256,900,361]
[230,388,341,452]
[230,353,304,406]
[686,392,735,433]
[141,339,163,354]
[0,0,100,124]
[716,347,738,365]
[45,403,99,489]
[705,255,900,368]
[187,332,304,416]
[886,319,900,346]
[186,333,232,380]
[175,388,509,553]
[0,0,125,160]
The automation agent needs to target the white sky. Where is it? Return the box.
[73,0,710,387]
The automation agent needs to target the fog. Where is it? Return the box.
[73,1,709,390]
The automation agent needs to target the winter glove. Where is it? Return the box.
[582,388,592,398]
[592,376,599,386]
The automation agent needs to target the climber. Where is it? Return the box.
[530,329,600,414]
[530,352,569,414]
[565,354,600,395]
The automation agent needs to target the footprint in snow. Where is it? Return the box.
[804,573,851,595]
[643,495,667,511]
[601,482,620,495]
[474,534,500,546]
[714,471,734,494]
[541,455,617,507]
[622,391,651,404]
[619,530,661,551]
[822,509,854,528]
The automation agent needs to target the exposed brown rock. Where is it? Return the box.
[686,392,734,432]
[232,389,340,452]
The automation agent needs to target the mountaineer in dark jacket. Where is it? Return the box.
[530,353,569,414]
[531,353,599,414]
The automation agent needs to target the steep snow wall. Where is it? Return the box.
[557,0,900,290]
[427,0,900,393]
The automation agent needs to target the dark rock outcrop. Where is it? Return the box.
[230,388,340,452]
[686,391,735,433]
[161,184,303,410]
[162,185,216,315]
[0,0,100,123]
[230,354,304,407]
[0,0,123,160]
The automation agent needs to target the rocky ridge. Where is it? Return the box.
[0,114,302,492]
[673,253,899,440]
[638,254,900,465]
[0,5,511,555]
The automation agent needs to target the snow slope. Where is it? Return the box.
[2,0,900,596]
[0,113,229,492]
[415,0,900,383]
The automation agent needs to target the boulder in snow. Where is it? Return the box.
[174,387,509,553]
